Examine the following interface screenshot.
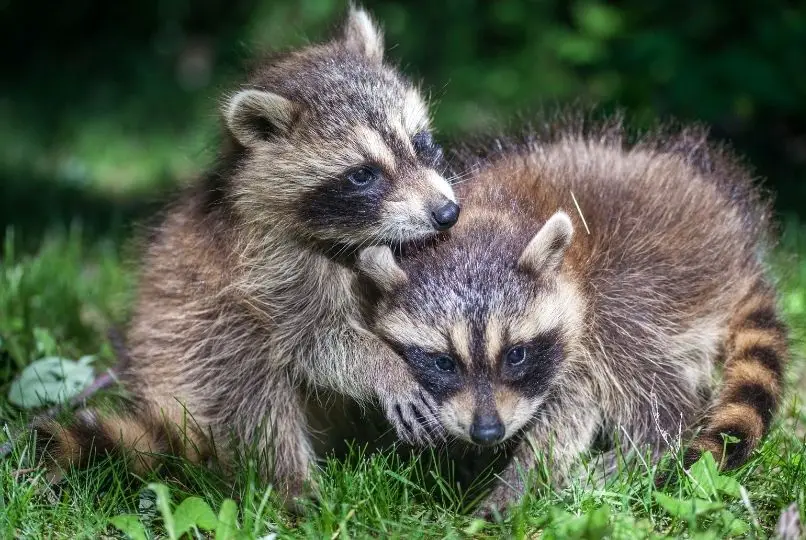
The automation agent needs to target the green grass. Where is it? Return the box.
[0,219,805,539]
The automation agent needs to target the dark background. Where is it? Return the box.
[2,0,804,241]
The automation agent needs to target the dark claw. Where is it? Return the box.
[394,404,414,438]
[418,390,437,416]
[411,404,426,427]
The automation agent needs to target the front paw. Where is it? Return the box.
[381,389,444,446]
[276,475,319,516]
[474,478,525,520]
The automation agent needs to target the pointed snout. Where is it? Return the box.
[469,412,505,446]
[430,200,460,231]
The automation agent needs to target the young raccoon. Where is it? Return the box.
[359,118,788,513]
[33,7,457,505]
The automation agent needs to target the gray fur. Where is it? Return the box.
[35,6,454,509]
[363,116,787,515]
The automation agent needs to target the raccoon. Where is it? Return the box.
[358,117,788,514]
[33,7,457,505]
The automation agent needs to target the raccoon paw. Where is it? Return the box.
[474,480,524,520]
[382,389,444,446]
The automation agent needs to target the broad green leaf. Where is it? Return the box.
[654,493,723,519]
[545,505,612,539]
[147,483,176,540]
[173,496,218,537]
[216,498,241,540]
[688,451,742,498]
[8,355,95,408]
[109,514,148,540]
[585,504,612,538]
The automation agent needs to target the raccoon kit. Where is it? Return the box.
[33,7,458,505]
[359,119,788,513]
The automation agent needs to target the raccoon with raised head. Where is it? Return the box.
[33,6,457,505]
[359,116,788,514]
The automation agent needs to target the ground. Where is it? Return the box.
[0,206,804,539]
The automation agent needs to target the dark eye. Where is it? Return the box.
[412,131,443,166]
[346,165,380,187]
[433,354,456,373]
[505,346,527,366]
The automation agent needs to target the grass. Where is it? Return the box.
[0,218,804,538]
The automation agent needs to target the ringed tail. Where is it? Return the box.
[33,407,208,481]
[686,279,789,469]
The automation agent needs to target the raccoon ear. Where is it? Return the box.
[223,89,297,147]
[358,246,408,294]
[342,6,384,64]
[518,211,574,276]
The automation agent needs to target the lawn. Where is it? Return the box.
[0,198,804,539]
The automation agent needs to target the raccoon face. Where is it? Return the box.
[221,7,458,246]
[359,212,584,446]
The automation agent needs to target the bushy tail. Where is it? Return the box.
[33,407,206,481]
[686,279,789,469]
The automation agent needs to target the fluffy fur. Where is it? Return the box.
[359,113,788,514]
[33,6,457,507]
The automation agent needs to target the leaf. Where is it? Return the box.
[654,493,723,519]
[8,356,95,408]
[173,496,218,537]
[147,483,176,540]
[462,518,486,535]
[216,499,241,540]
[720,510,750,536]
[109,514,148,540]
[585,504,612,538]
[688,451,742,498]
[545,506,612,539]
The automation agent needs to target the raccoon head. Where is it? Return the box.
[359,211,585,446]
[220,6,458,246]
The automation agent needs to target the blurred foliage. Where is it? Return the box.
[0,0,805,236]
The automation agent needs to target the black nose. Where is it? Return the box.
[469,414,505,446]
[430,201,460,231]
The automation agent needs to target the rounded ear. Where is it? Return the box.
[357,246,408,294]
[518,211,574,276]
[223,89,297,147]
[341,5,384,64]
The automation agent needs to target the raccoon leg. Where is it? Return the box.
[477,390,602,516]
[248,375,317,511]
[685,279,788,469]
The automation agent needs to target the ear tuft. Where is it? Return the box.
[358,246,408,294]
[342,5,384,63]
[223,89,297,147]
[518,211,574,276]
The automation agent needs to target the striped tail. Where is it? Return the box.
[685,279,789,469]
[32,407,207,482]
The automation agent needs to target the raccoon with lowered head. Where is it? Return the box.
[34,7,457,505]
[359,117,788,513]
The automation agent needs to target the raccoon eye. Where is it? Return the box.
[346,165,381,188]
[433,354,457,373]
[505,346,527,366]
[412,131,443,166]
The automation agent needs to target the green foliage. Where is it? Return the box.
[109,483,244,539]
[7,355,95,408]
[0,228,130,386]
[1,0,805,225]
[0,1,804,538]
